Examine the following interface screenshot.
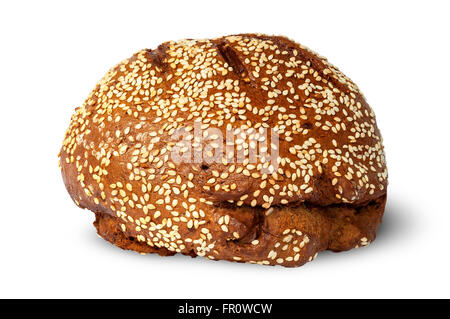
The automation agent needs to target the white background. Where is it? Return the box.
[1,0,449,299]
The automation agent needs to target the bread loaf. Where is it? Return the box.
[59,34,388,267]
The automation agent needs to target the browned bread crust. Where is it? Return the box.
[59,34,388,267]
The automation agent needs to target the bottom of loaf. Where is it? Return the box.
[93,195,386,267]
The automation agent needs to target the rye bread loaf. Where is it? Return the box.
[59,34,388,267]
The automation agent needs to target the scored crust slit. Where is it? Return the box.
[59,34,388,267]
